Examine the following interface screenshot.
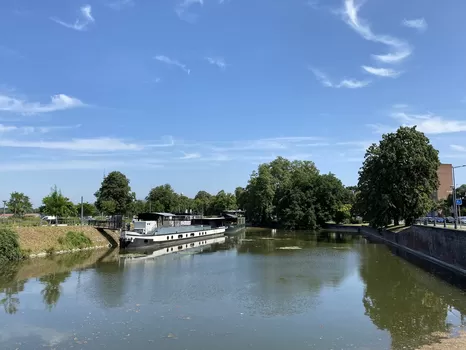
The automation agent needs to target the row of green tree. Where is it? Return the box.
[4,126,463,229]
[3,180,240,219]
[235,157,356,229]
[4,159,355,229]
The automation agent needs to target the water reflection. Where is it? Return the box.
[0,248,119,314]
[39,271,71,310]
[0,231,465,350]
[233,230,360,316]
[359,243,466,350]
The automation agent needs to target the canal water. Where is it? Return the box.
[1,230,465,350]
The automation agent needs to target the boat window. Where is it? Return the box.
[191,233,194,237]
[178,235,183,239]
[167,236,169,240]
[144,240,148,244]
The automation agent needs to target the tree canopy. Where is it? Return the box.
[145,185,237,215]
[42,186,76,218]
[356,126,440,228]
[95,171,134,215]
[7,192,32,217]
[239,157,350,230]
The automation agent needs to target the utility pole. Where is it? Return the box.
[452,165,466,229]
[80,196,84,226]
[2,200,6,217]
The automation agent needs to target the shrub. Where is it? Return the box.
[0,228,26,263]
[58,231,93,250]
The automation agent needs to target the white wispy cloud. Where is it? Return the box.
[51,5,95,31]
[306,0,320,9]
[106,0,135,10]
[0,124,81,134]
[0,160,127,172]
[205,57,227,70]
[337,79,370,89]
[0,137,143,152]
[371,105,466,135]
[391,112,466,134]
[154,55,191,74]
[451,145,466,152]
[402,18,427,32]
[0,124,18,132]
[366,123,396,134]
[180,152,201,159]
[175,0,203,23]
[341,0,411,64]
[310,68,370,89]
[0,94,84,115]
[362,65,401,78]
[210,136,325,152]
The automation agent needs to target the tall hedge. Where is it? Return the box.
[0,228,25,263]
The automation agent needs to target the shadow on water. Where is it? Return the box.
[0,248,119,314]
[359,243,466,350]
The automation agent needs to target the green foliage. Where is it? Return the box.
[57,231,93,250]
[356,126,440,228]
[75,202,99,217]
[443,184,466,216]
[240,156,348,230]
[144,185,237,215]
[42,186,76,218]
[209,190,237,215]
[0,228,25,263]
[146,184,181,213]
[335,204,353,224]
[7,192,33,217]
[95,171,134,215]
[194,190,213,215]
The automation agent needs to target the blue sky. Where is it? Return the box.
[1,0,466,206]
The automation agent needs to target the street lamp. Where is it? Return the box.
[452,164,466,229]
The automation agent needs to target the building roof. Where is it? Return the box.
[152,212,176,217]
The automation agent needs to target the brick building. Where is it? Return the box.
[436,163,453,201]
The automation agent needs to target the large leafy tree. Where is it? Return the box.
[95,171,134,215]
[356,126,440,228]
[75,202,99,217]
[146,184,179,213]
[7,192,32,217]
[209,190,237,215]
[193,190,212,215]
[240,156,348,229]
[42,186,76,218]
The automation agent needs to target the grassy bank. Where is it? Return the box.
[1,226,120,258]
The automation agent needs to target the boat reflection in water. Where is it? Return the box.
[120,236,227,263]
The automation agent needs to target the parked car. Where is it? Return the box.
[446,217,455,223]
[436,217,444,223]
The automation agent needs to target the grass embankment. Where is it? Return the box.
[0,226,120,259]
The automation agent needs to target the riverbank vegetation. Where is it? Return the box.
[236,157,355,230]
[0,228,26,264]
[2,127,463,233]
[0,226,119,259]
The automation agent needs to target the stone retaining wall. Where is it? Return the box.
[361,225,466,272]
